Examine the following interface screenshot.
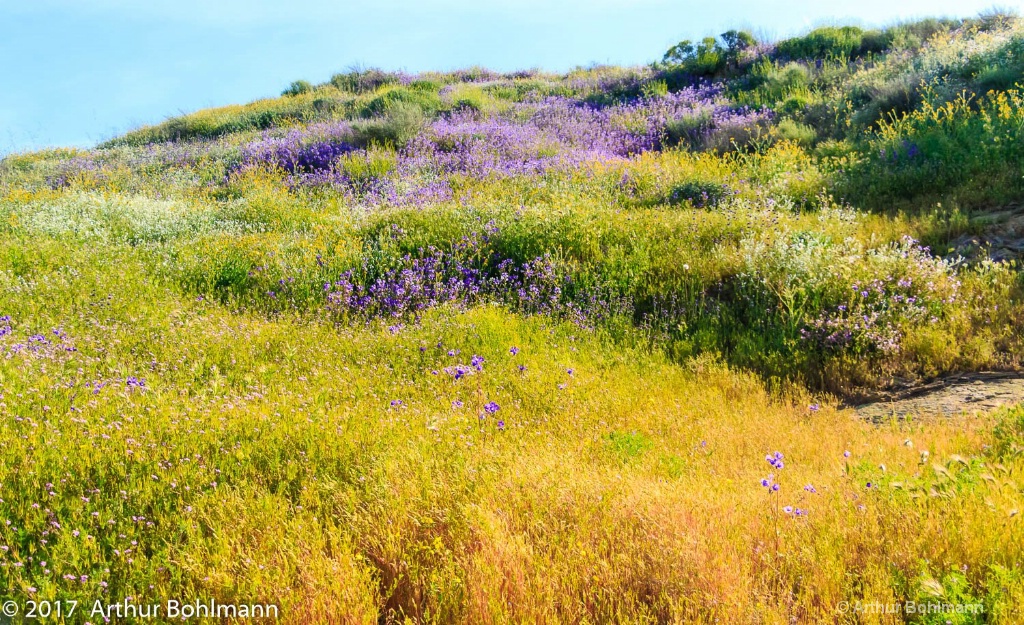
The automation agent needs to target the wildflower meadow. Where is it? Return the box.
[2,12,1024,624]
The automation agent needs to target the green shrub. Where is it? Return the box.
[282,80,314,97]
[813,139,855,160]
[309,97,346,120]
[720,30,757,55]
[776,26,865,61]
[776,119,817,146]
[962,36,1024,93]
[103,92,346,146]
[768,63,810,100]
[777,62,811,86]
[977,9,1019,32]
[894,17,956,45]
[641,80,669,98]
[976,65,1023,92]
[329,68,400,94]
[442,84,498,115]
[840,87,1024,208]
[352,102,426,148]
[856,19,956,56]
[664,113,712,148]
[911,570,986,625]
[361,86,442,118]
[800,101,844,140]
[408,79,442,92]
[858,29,892,55]
[337,148,398,184]
[662,30,757,79]
[663,37,725,77]
[850,72,923,129]
[779,94,811,116]
[667,180,731,208]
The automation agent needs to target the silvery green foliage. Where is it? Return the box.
[741,226,964,353]
[12,193,252,244]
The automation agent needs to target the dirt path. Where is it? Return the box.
[853,372,1024,421]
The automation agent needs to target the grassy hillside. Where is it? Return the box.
[2,13,1024,623]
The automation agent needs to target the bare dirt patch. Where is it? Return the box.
[853,371,1024,421]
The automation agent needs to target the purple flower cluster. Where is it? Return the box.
[760,451,812,517]
[444,364,473,380]
[803,305,905,353]
[1,319,78,358]
[226,87,772,206]
[325,250,484,319]
[409,87,769,173]
[248,140,354,174]
[878,140,921,163]
[47,156,111,189]
[405,111,586,177]
[239,123,356,174]
[762,451,784,494]
[321,231,626,328]
[45,68,776,200]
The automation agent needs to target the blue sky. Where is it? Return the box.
[1,0,1017,154]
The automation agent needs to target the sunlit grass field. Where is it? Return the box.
[3,239,1022,622]
[3,13,1024,624]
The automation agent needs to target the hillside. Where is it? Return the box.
[1,14,1024,623]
